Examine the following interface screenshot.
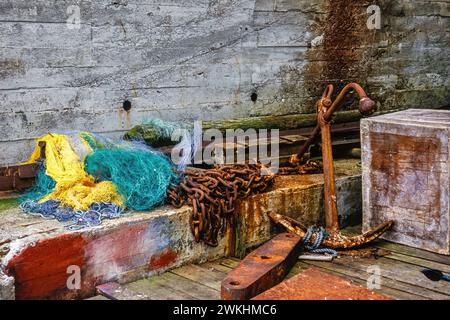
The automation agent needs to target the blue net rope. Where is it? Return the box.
[301,226,338,257]
[21,199,124,230]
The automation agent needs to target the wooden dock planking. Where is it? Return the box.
[93,239,450,300]
[170,264,225,292]
[373,240,450,266]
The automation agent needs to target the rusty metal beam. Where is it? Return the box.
[221,233,303,300]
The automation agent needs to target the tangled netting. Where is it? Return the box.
[20,132,178,229]
[124,118,193,148]
[21,161,56,202]
[21,199,124,230]
[84,148,178,211]
[167,164,275,246]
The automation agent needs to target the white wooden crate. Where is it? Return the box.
[362,109,450,255]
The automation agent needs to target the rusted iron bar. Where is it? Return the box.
[221,233,303,300]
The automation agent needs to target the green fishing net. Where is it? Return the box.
[20,162,56,202]
[84,147,179,211]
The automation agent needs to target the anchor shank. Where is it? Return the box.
[319,106,340,232]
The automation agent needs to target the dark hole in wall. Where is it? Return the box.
[123,100,132,111]
[251,92,258,102]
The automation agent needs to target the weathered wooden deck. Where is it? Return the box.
[92,232,450,300]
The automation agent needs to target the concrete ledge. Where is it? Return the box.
[235,159,362,256]
[0,269,15,300]
[0,159,361,299]
[1,205,232,300]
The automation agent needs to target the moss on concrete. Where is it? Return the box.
[0,197,19,212]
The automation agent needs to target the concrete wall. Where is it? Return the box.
[0,269,15,300]
[0,0,449,164]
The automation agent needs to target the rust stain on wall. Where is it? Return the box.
[304,0,376,104]
[0,59,25,79]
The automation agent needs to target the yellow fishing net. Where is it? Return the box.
[26,133,124,210]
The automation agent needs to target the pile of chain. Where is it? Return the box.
[277,160,322,175]
[167,161,322,246]
[167,164,275,246]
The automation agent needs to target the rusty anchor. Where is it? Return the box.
[270,83,394,250]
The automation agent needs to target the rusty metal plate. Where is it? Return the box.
[13,175,34,190]
[0,163,38,192]
[0,176,14,191]
[221,233,303,300]
[17,163,38,178]
[253,267,392,300]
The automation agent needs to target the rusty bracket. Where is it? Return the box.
[0,163,38,191]
[221,233,303,300]
[0,141,46,192]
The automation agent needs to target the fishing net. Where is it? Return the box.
[23,133,124,210]
[124,118,192,147]
[84,148,178,211]
[20,162,56,202]
[20,132,178,229]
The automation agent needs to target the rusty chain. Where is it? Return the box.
[167,161,322,247]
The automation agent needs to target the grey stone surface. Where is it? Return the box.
[0,0,449,164]
[0,269,14,300]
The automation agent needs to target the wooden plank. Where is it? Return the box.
[286,262,310,279]
[97,278,196,300]
[218,257,241,269]
[385,252,450,274]
[338,256,450,296]
[294,261,428,301]
[373,240,450,265]
[170,264,226,291]
[201,261,234,273]
[157,272,220,300]
[342,226,450,264]
[98,271,220,300]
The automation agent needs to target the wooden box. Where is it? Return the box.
[361,109,450,255]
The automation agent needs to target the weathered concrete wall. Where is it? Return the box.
[0,0,449,164]
[0,269,15,300]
